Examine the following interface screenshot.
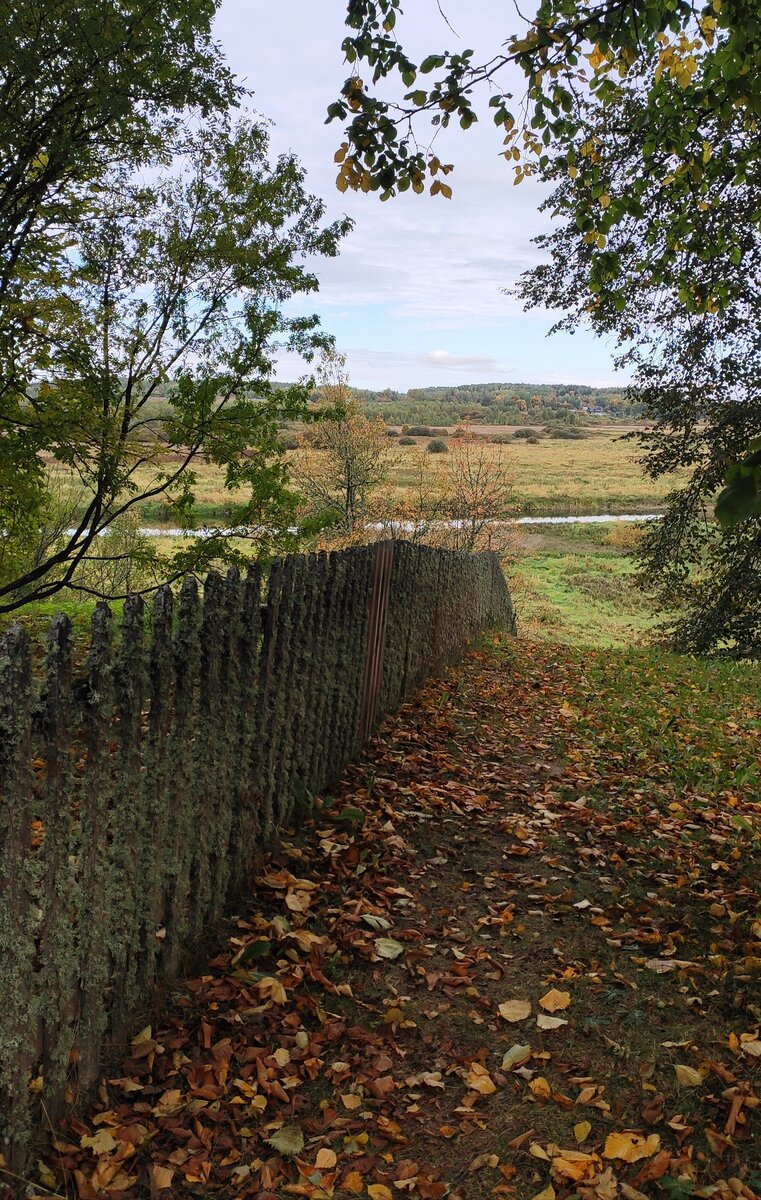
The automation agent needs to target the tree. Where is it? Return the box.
[516,73,761,656]
[331,4,761,653]
[0,0,242,599]
[0,116,350,612]
[331,1,760,305]
[292,351,391,534]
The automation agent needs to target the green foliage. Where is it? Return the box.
[715,437,761,527]
[333,1,761,304]
[0,116,349,613]
[0,0,239,549]
[426,438,448,453]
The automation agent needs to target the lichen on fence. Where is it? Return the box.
[0,540,514,1165]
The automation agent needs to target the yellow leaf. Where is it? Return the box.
[539,989,571,1013]
[316,1148,337,1170]
[466,1062,496,1095]
[498,999,531,1022]
[529,1076,552,1099]
[674,1063,703,1086]
[368,1186,394,1200]
[574,1121,592,1143]
[529,1143,550,1160]
[80,1130,118,1155]
[530,1186,556,1200]
[603,1131,660,1162]
[344,1172,364,1194]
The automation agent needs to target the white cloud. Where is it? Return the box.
[215,0,623,385]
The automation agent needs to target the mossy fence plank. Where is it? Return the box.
[0,543,514,1167]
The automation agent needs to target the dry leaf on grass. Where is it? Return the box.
[539,988,571,1012]
[498,999,532,1022]
[603,1131,661,1162]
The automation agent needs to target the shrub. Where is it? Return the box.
[545,424,589,439]
[406,425,432,437]
[427,438,448,454]
[386,428,400,437]
[602,522,646,553]
[527,436,540,444]
[398,436,416,445]
[513,426,539,439]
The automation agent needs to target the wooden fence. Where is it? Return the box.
[0,541,514,1165]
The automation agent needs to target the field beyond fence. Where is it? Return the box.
[0,541,514,1168]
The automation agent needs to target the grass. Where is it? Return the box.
[512,521,665,648]
[48,429,681,528]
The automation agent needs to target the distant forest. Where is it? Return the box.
[349,382,642,426]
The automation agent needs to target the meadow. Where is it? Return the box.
[130,428,678,526]
[9,428,679,648]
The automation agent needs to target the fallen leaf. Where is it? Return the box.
[266,1125,305,1156]
[315,1148,337,1170]
[498,999,532,1022]
[501,1044,531,1070]
[374,937,405,960]
[368,1186,394,1200]
[574,1121,592,1143]
[149,1165,175,1192]
[539,989,571,1012]
[603,1131,661,1163]
[80,1130,118,1155]
[465,1062,496,1095]
[537,1013,568,1030]
[674,1064,703,1087]
[469,1153,499,1171]
[529,1077,552,1099]
[529,1186,555,1200]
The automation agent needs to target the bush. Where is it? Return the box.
[545,424,589,439]
[398,436,416,446]
[513,426,539,439]
[602,522,645,553]
[427,438,448,454]
[406,425,433,437]
[491,434,513,444]
[386,428,400,437]
[527,436,540,445]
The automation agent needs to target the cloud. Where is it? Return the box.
[419,350,504,372]
[216,0,624,386]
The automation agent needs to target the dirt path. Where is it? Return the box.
[38,639,760,1200]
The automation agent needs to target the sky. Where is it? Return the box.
[213,1,628,392]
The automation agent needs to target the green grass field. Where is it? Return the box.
[510,522,664,648]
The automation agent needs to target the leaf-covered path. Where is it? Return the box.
[43,639,761,1200]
